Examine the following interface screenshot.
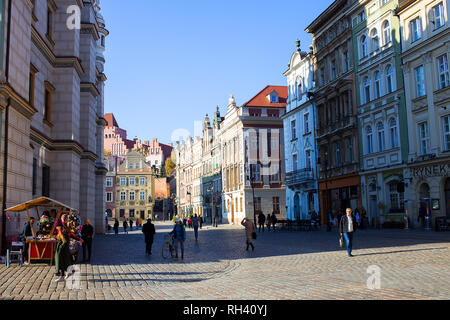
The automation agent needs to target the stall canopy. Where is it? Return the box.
[6,197,77,212]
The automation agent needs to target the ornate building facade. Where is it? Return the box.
[0,0,108,252]
[283,42,320,220]
[398,0,450,226]
[306,0,361,225]
[350,0,409,227]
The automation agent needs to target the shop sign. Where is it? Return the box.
[410,164,450,178]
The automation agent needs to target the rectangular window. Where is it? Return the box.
[272,197,280,214]
[140,191,146,201]
[291,119,297,140]
[129,209,135,218]
[240,197,243,212]
[254,197,262,212]
[418,122,430,155]
[46,8,53,39]
[43,82,54,123]
[32,158,37,195]
[331,59,337,80]
[433,3,445,30]
[120,192,126,201]
[348,138,354,163]
[106,192,113,202]
[42,165,50,197]
[442,116,450,151]
[292,154,298,172]
[106,177,113,187]
[304,113,310,134]
[343,51,349,72]
[437,54,449,89]
[129,177,135,185]
[29,65,37,107]
[410,17,422,42]
[129,192,135,201]
[320,67,325,86]
[415,65,426,97]
[305,150,311,169]
[120,177,126,185]
[140,177,146,185]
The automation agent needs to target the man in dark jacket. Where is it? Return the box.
[271,212,278,232]
[21,217,35,264]
[142,218,156,255]
[257,212,266,233]
[170,218,186,259]
[340,208,357,257]
[81,219,94,262]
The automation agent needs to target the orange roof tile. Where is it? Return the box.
[243,85,288,108]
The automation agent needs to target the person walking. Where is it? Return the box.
[213,210,219,227]
[142,218,156,255]
[188,216,192,229]
[418,203,427,228]
[241,218,255,251]
[169,218,186,260]
[192,214,200,241]
[81,219,94,263]
[54,214,83,282]
[199,215,203,229]
[266,213,271,232]
[355,209,360,228]
[114,219,119,235]
[271,212,278,232]
[129,218,134,231]
[340,208,357,257]
[123,219,128,234]
[21,217,35,265]
[257,211,266,233]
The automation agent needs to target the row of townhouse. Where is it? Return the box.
[175,88,288,225]
[284,0,449,229]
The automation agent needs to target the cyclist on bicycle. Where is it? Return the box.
[169,218,186,260]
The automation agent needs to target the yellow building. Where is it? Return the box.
[115,150,155,220]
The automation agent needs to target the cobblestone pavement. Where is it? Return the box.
[0,222,449,300]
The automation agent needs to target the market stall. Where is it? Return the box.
[6,197,81,265]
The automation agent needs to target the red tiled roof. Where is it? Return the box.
[243,85,288,108]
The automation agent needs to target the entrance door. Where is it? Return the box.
[445,178,450,219]
[370,196,378,227]
[294,193,301,220]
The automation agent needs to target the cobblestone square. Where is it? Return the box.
[1,222,449,300]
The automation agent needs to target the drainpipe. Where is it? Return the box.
[1,0,12,256]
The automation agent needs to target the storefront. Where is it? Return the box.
[318,174,361,224]
[405,162,450,228]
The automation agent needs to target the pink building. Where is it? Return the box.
[104,113,135,156]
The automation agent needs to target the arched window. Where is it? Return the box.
[297,78,302,100]
[377,121,385,152]
[361,35,368,58]
[374,71,382,99]
[371,29,379,51]
[389,117,398,148]
[364,76,371,103]
[385,65,394,93]
[383,20,391,45]
[366,125,373,154]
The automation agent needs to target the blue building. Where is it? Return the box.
[282,42,319,220]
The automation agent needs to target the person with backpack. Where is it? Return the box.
[257,212,266,233]
[169,218,186,260]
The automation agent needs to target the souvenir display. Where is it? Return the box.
[36,215,54,240]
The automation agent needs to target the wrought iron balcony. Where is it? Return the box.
[286,168,314,186]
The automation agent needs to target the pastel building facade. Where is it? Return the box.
[283,44,320,221]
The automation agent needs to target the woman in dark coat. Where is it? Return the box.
[114,219,119,235]
[55,214,82,282]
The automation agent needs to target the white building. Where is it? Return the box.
[283,43,319,220]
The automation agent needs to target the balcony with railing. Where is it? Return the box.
[317,115,356,138]
[286,168,314,186]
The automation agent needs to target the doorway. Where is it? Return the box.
[445,178,450,219]
[370,195,378,227]
[294,193,301,220]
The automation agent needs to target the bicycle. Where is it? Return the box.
[162,234,175,259]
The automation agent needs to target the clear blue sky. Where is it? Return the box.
[102,0,332,144]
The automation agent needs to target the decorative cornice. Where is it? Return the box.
[81,23,100,41]
[0,83,38,118]
[80,82,100,97]
[31,25,85,77]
